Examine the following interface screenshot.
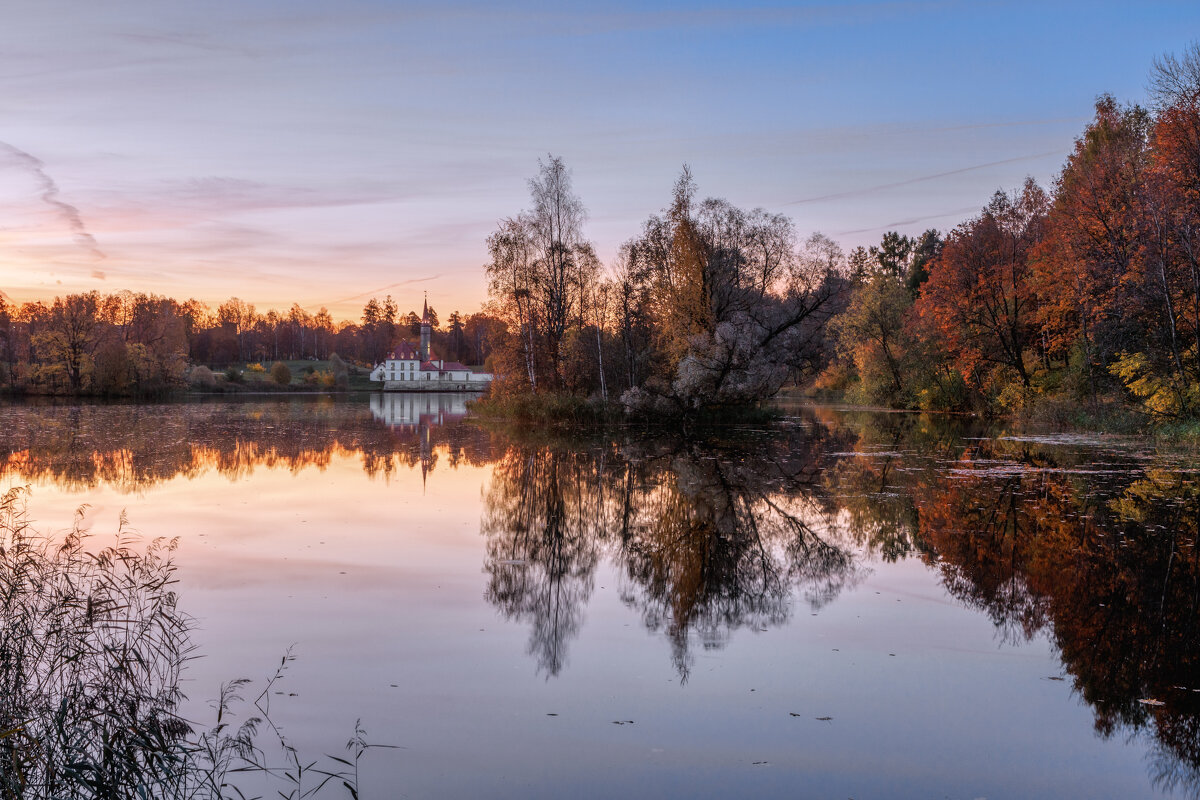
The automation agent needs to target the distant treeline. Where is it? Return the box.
[480,44,1200,423]
[0,289,502,396]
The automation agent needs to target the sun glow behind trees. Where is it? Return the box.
[8,46,1200,415]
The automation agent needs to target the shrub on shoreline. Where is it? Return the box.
[270,361,292,385]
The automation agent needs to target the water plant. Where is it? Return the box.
[0,486,390,799]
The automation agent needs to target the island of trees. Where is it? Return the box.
[4,45,1200,429]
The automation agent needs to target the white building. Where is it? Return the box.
[369,299,493,391]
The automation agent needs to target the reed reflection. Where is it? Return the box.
[481,423,862,679]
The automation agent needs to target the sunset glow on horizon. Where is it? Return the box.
[4,0,1199,321]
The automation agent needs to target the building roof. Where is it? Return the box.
[440,361,469,371]
[389,341,420,360]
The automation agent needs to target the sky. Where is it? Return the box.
[2,0,1198,321]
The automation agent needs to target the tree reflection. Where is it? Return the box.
[904,444,1200,797]
[6,397,1200,793]
[0,397,499,491]
[800,408,1200,795]
[481,446,608,677]
[480,424,861,680]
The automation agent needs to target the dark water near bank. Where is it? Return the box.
[1,394,1198,798]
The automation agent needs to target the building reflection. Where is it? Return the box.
[368,391,471,430]
[368,392,474,484]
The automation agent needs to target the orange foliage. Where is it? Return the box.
[914,179,1048,391]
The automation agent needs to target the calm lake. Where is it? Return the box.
[1,393,1198,799]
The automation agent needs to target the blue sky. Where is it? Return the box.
[1,0,1197,318]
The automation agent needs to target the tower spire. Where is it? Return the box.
[420,292,431,361]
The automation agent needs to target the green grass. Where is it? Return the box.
[194,359,375,393]
[469,392,622,427]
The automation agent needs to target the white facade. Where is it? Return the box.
[368,298,492,391]
[369,342,492,390]
[369,357,492,387]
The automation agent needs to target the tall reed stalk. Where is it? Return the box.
[0,486,389,799]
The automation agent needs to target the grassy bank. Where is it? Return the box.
[469,392,623,427]
[190,358,375,394]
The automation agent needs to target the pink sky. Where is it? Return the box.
[3,1,1196,322]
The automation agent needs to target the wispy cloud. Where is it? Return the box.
[116,30,261,58]
[426,0,964,37]
[0,141,105,261]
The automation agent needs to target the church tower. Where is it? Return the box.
[419,294,431,362]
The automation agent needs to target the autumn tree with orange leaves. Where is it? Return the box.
[914,179,1049,399]
[1032,96,1152,405]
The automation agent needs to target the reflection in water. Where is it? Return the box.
[369,391,470,429]
[908,445,1200,798]
[481,426,863,679]
[477,411,1200,792]
[482,447,605,677]
[797,408,1200,798]
[369,392,473,484]
[2,398,1200,795]
[0,395,497,491]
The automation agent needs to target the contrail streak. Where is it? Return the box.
[0,141,105,261]
[783,151,1061,206]
[835,205,983,236]
[315,274,444,311]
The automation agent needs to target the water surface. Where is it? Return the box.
[1,395,1197,798]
